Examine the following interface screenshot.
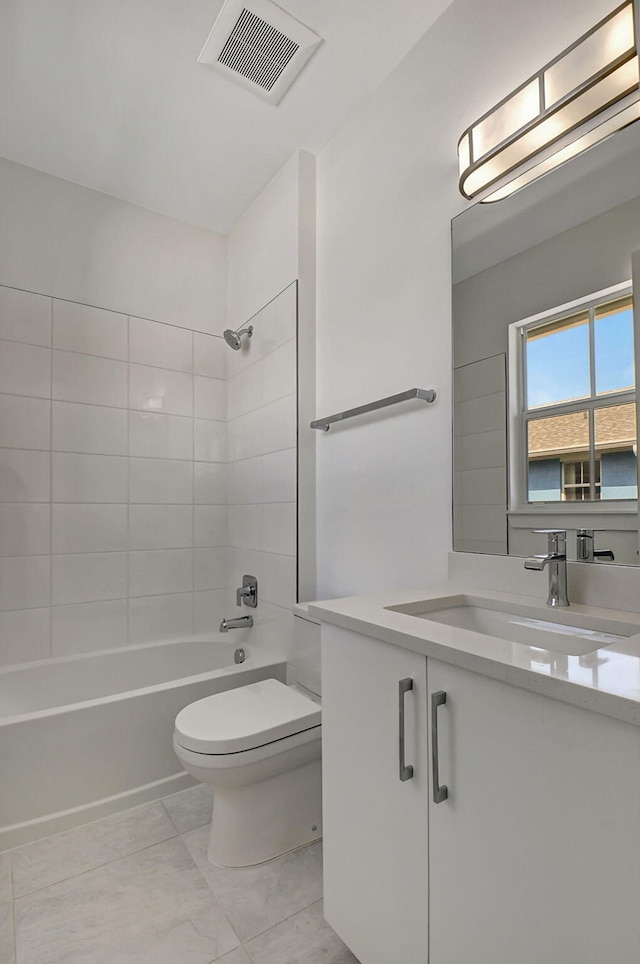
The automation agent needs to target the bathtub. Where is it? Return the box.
[0,636,287,851]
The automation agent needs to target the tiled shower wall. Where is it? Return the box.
[0,284,228,666]
[227,284,298,634]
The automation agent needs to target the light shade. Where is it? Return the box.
[458,2,639,201]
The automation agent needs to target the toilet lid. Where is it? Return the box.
[174,678,321,755]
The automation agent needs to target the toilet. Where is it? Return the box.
[173,608,322,868]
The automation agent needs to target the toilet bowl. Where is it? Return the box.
[173,677,322,867]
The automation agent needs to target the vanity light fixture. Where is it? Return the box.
[458,1,640,202]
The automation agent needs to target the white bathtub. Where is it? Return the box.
[0,636,286,851]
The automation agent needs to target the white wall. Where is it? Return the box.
[314,0,616,600]
[0,157,226,334]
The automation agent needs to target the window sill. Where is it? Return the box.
[508,505,638,531]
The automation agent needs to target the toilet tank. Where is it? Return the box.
[292,604,321,696]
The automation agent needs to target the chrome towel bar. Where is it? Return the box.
[310,387,436,432]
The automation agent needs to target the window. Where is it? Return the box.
[518,289,637,505]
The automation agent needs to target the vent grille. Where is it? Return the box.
[218,8,300,92]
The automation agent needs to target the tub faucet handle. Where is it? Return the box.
[236,575,258,608]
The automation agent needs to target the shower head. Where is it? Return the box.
[223,325,253,351]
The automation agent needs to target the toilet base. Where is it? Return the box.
[207,757,322,867]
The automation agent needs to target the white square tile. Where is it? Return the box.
[194,376,226,420]
[229,504,261,550]
[261,449,296,503]
[194,463,227,505]
[228,411,261,461]
[194,419,226,462]
[0,556,49,611]
[261,503,296,555]
[0,449,50,502]
[129,458,193,503]
[129,505,193,550]
[129,317,193,372]
[129,592,194,644]
[454,391,505,437]
[454,354,506,403]
[129,548,193,597]
[52,599,128,656]
[0,504,49,556]
[129,412,193,461]
[227,326,262,378]
[0,340,50,398]
[52,301,128,360]
[194,333,226,379]
[261,339,296,406]
[52,402,128,455]
[52,552,127,605]
[0,608,50,665]
[0,394,50,450]
[0,286,51,347]
[194,589,227,633]
[261,552,297,609]
[129,364,193,417]
[52,453,128,503]
[194,548,227,590]
[52,350,127,408]
[261,393,296,455]
[52,504,128,554]
[260,283,297,357]
[228,367,261,420]
[228,457,262,505]
[194,505,227,547]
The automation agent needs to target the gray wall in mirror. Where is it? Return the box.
[452,121,640,566]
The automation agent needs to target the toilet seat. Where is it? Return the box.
[174,678,321,756]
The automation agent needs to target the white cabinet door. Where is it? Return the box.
[428,658,640,964]
[322,624,429,964]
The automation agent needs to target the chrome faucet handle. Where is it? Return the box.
[532,529,567,555]
[236,575,258,608]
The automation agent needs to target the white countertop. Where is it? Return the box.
[308,585,640,727]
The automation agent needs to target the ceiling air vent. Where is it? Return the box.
[198,0,322,105]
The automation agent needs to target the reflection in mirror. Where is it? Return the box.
[452,119,640,565]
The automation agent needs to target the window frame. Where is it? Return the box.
[507,280,638,530]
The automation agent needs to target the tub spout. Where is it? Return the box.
[219,615,253,633]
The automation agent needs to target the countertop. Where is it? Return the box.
[308,585,640,727]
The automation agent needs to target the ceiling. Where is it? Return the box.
[0,0,453,234]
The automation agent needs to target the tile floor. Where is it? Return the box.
[0,785,359,964]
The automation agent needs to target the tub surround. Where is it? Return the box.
[310,577,640,726]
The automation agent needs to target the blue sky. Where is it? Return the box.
[526,307,635,409]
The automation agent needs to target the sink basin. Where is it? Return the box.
[386,594,638,656]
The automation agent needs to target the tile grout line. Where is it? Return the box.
[192,332,196,634]
[126,316,131,646]
[48,297,54,656]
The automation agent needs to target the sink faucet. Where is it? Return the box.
[219,615,253,633]
[576,529,615,563]
[524,529,569,608]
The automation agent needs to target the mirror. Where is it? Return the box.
[452,119,640,565]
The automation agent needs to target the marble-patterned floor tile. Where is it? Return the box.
[245,900,359,964]
[12,802,177,898]
[0,853,11,903]
[162,784,213,834]
[216,948,253,964]
[183,827,323,942]
[0,902,14,964]
[14,837,239,964]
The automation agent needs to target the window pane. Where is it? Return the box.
[527,410,590,501]
[526,311,590,409]
[595,402,638,500]
[594,296,635,396]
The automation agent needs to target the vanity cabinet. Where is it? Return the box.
[322,625,640,964]
[322,624,429,964]
[428,658,640,964]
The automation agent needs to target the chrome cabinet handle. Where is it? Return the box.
[431,690,448,804]
[398,678,414,782]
